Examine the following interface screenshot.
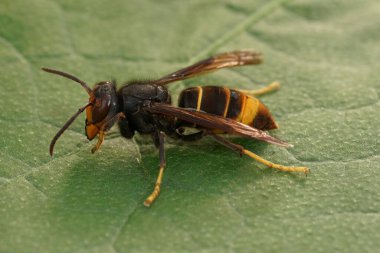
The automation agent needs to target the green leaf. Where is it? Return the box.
[1,0,380,252]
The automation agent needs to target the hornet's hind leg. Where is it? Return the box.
[210,133,309,175]
[238,81,280,97]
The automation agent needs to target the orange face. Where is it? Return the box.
[85,83,114,140]
[85,99,99,140]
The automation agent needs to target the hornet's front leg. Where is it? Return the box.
[144,131,166,207]
[91,112,125,153]
[91,130,105,153]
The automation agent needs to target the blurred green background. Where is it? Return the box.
[1,0,380,252]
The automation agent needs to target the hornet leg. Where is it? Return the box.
[144,131,166,207]
[238,81,280,96]
[91,130,105,153]
[210,133,309,174]
[91,112,125,153]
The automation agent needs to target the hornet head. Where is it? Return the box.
[42,68,119,155]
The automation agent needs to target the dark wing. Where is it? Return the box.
[153,51,262,85]
[145,103,292,148]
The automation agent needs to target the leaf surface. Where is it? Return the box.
[1,0,380,252]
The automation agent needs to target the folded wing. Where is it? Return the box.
[145,103,292,148]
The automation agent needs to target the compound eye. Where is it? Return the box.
[87,83,113,124]
[91,95,111,123]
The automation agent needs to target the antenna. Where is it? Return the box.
[49,103,92,156]
[42,67,93,95]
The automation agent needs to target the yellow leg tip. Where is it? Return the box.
[143,191,159,207]
[143,185,161,207]
[91,131,105,154]
[143,198,153,207]
[282,166,310,175]
[287,166,309,174]
[239,81,281,96]
[144,165,164,207]
[268,81,281,90]
[243,150,309,175]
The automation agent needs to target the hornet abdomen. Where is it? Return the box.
[177,86,278,130]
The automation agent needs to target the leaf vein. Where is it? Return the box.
[190,0,293,62]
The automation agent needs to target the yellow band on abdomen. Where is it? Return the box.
[196,86,203,111]
[239,95,259,125]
